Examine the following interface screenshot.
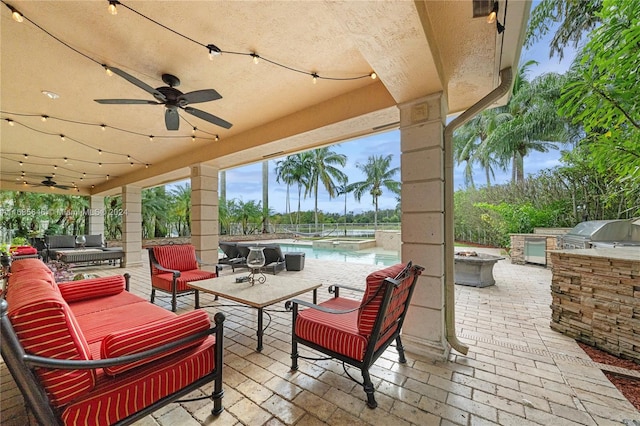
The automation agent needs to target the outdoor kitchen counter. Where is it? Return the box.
[548,247,640,363]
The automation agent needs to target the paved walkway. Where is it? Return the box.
[1,247,639,425]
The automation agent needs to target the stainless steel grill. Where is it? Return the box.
[561,218,640,249]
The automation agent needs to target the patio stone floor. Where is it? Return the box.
[1,246,639,425]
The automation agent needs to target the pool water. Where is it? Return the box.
[278,243,400,266]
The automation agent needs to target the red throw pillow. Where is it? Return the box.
[101,309,211,376]
[58,276,125,302]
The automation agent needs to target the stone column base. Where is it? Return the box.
[402,334,451,362]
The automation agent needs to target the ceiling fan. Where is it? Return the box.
[95,67,232,131]
[30,177,74,190]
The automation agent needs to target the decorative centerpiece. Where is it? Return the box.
[246,246,266,285]
[75,235,86,249]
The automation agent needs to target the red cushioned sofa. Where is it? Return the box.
[0,258,224,425]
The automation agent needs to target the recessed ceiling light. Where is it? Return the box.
[41,90,60,100]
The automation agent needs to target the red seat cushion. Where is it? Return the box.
[61,336,216,425]
[151,270,217,292]
[151,245,198,273]
[101,309,212,375]
[295,297,368,361]
[357,263,407,336]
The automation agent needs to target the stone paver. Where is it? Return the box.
[1,245,638,425]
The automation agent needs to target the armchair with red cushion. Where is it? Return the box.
[148,244,219,312]
[287,261,424,408]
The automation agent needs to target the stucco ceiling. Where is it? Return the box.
[0,0,530,196]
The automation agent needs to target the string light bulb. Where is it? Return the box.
[23,154,28,159]
[487,2,498,24]
[192,136,196,142]
[106,175,110,180]
[370,72,377,80]
[215,135,219,142]
[19,161,23,166]
[60,134,65,141]
[192,127,197,135]
[127,155,131,161]
[101,124,107,131]
[98,162,102,167]
[8,5,24,22]
[103,65,114,77]
[54,165,58,169]
[207,44,221,60]
[98,149,102,155]
[149,135,154,142]
[251,53,260,64]
[312,73,319,84]
[108,1,118,15]
[41,115,49,122]
[64,157,68,163]
[145,164,149,169]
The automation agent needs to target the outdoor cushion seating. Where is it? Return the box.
[44,234,124,267]
[148,244,219,312]
[287,261,423,408]
[0,257,225,425]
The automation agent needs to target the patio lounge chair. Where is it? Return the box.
[287,261,424,408]
[218,242,246,272]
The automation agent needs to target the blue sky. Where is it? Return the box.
[189,6,578,215]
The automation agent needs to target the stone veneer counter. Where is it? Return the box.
[549,248,640,362]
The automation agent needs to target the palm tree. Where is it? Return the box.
[305,147,347,231]
[484,63,569,183]
[275,152,312,226]
[453,108,509,188]
[170,183,191,236]
[349,154,400,228]
[335,178,351,236]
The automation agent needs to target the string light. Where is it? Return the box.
[191,136,196,142]
[98,149,103,155]
[312,73,319,84]
[41,115,49,122]
[19,161,23,166]
[215,135,219,141]
[7,4,24,22]
[108,1,118,15]
[145,164,149,168]
[192,127,197,135]
[106,174,110,180]
[23,154,28,159]
[60,134,65,141]
[207,44,221,60]
[101,124,107,131]
[251,53,260,65]
[370,72,377,80]
[64,157,68,162]
[54,165,57,169]
[98,163,102,167]
[6,119,15,126]
[149,135,154,142]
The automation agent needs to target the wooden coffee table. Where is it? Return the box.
[189,275,321,351]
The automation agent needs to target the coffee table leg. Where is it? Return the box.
[257,307,264,352]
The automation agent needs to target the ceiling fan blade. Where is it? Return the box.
[95,99,161,105]
[54,185,73,190]
[178,89,222,105]
[183,107,232,129]
[108,67,167,102]
[165,107,180,131]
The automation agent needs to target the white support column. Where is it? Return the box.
[88,195,105,238]
[398,93,450,361]
[190,164,219,266]
[121,185,142,267]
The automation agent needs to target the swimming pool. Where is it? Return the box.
[278,243,400,266]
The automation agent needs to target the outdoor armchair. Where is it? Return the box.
[287,261,424,408]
